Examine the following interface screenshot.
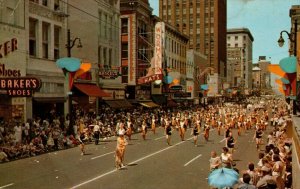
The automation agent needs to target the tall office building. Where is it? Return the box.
[227,28,254,89]
[159,0,227,81]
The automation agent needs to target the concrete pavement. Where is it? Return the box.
[0,126,265,189]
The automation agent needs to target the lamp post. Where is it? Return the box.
[277,20,297,115]
[66,29,82,57]
[66,29,82,130]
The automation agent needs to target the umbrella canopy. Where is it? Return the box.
[208,168,239,189]
[279,56,297,73]
[56,57,81,72]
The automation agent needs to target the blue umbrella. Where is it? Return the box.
[208,168,239,189]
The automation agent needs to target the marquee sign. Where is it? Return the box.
[137,74,162,84]
[99,68,120,79]
[0,77,41,96]
[99,65,121,79]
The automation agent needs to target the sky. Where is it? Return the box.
[149,0,300,64]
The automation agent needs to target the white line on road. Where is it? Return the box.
[184,154,202,167]
[154,136,165,140]
[71,137,193,189]
[0,183,14,189]
[91,151,115,160]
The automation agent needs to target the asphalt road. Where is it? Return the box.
[0,125,262,189]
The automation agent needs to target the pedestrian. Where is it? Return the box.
[203,123,210,142]
[237,173,256,189]
[141,120,147,140]
[192,123,200,146]
[115,129,128,169]
[151,116,156,134]
[220,147,233,168]
[209,151,221,171]
[165,118,172,146]
[253,125,263,150]
[93,123,100,145]
[77,130,86,155]
[126,118,133,140]
[226,131,235,154]
[179,117,186,141]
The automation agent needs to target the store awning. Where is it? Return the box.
[139,101,160,108]
[73,83,110,97]
[105,99,133,109]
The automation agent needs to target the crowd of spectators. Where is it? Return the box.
[0,103,194,162]
[236,99,293,189]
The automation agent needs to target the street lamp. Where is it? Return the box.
[65,29,82,117]
[277,20,297,115]
[277,21,297,56]
[66,29,82,57]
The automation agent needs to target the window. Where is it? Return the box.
[42,22,49,59]
[121,18,128,34]
[29,18,37,56]
[103,47,107,65]
[121,43,128,59]
[54,26,60,60]
[235,36,238,40]
[109,49,112,67]
[42,0,48,6]
[29,0,39,3]
[235,43,238,47]
[54,0,60,10]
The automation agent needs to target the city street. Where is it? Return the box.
[0,126,262,189]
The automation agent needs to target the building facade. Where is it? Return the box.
[186,49,207,102]
[0,0,27,121]
[0,0,121,122]
[159,0,227,89]
[252,56,271,92]
[120,0,153,101]
[227,28,254,90]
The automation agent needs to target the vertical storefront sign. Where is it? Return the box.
[154,22,164,75]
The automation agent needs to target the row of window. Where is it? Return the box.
[227,43,247,48]
[29,17,60,60]
[227,35,248,40]
[30,0,60,11]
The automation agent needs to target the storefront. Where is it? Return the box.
[0,33,29,122]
